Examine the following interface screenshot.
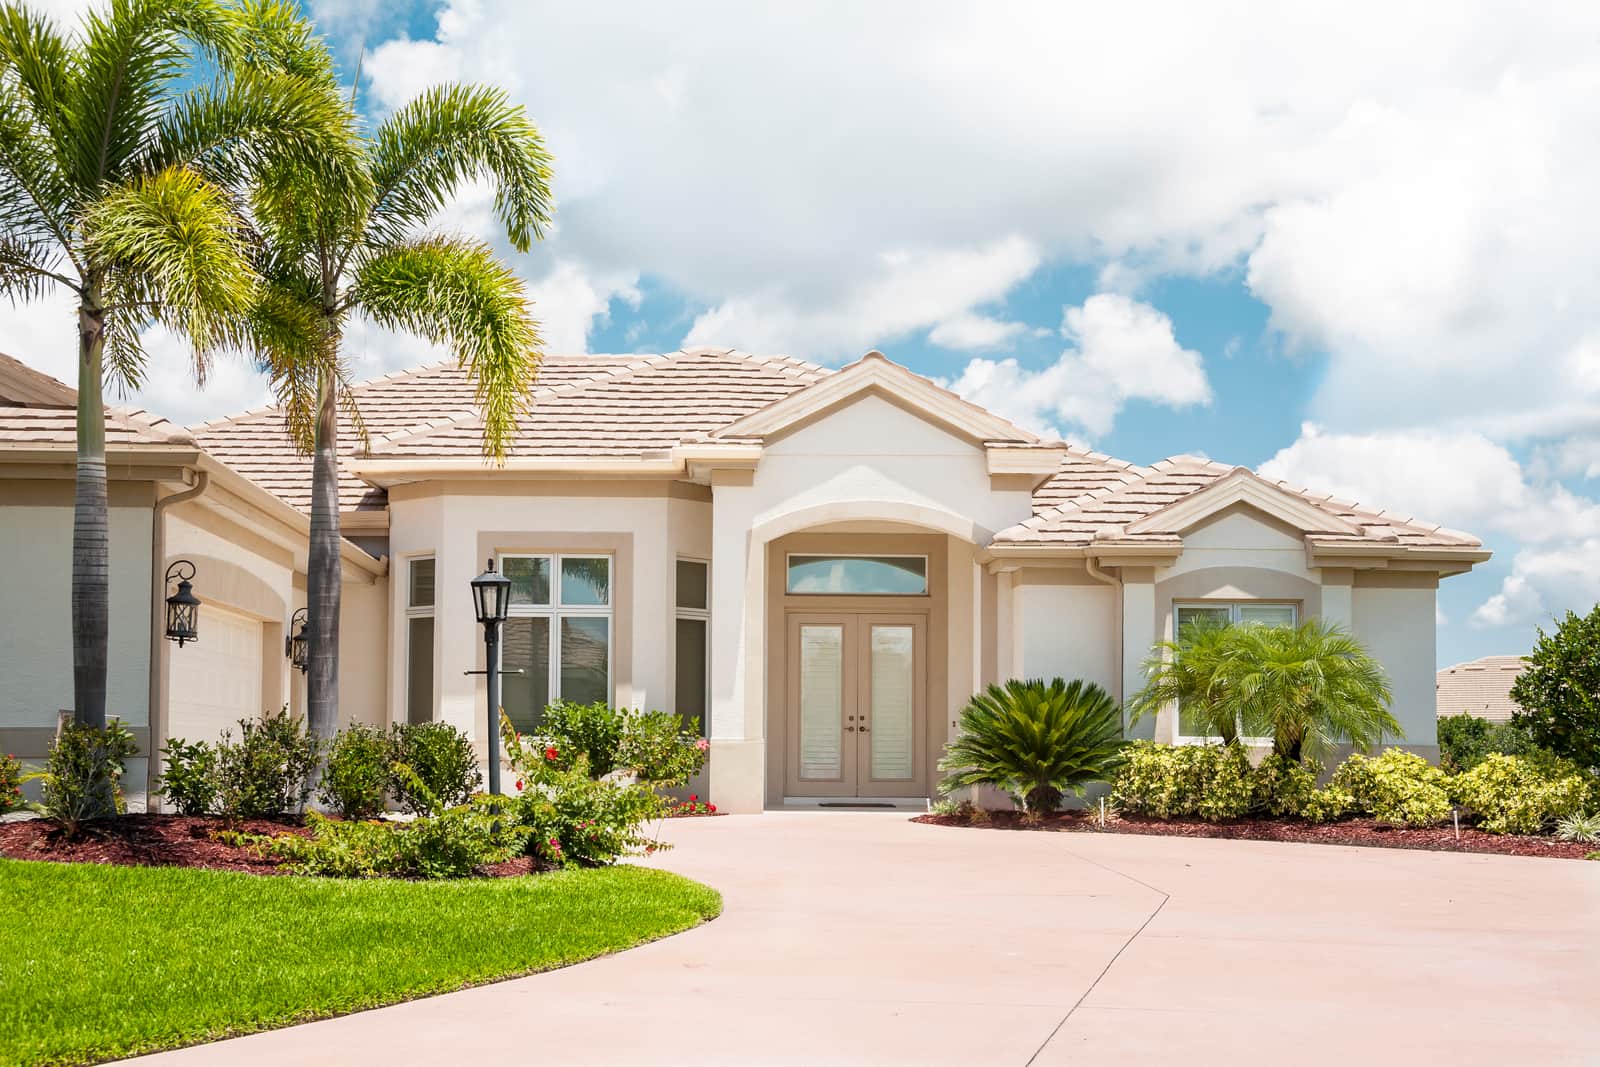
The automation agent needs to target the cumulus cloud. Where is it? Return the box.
[945,293,1210,438]
[927,313,1027,352]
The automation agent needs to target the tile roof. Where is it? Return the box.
[1437,655,1526,723]
[193,348,830,512]
[995,454,1483,550]
[0,352,194,449]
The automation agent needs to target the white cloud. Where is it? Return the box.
[946,293,1209,438]
[1472,541,1600,629]
[528,263,641,353]
[927,312,1026,352]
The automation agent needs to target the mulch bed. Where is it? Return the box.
[0,814,544,877]
[912,809,1597,860]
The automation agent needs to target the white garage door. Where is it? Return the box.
[167,604,264,746]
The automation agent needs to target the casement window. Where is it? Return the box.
[1174,601,1297,743]
[405,557,436,725]
[675,559,709,736]
[499,554,612,733]
[785,554,928,595]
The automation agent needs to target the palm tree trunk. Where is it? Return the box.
[73,284,109,729]
[305,358,341,740]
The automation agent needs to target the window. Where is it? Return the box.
[1174,601,1297,742]
[675,559,709,735]
[500,554,612,732]
[785,555,928,595]
[405,557,435,725]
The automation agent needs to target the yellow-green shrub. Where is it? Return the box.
[1112,742,1254,822]
[1302,786,1356,823]
[1252,754,1321,817]
[1449,754,1593,835]
[1330,749,1451,827]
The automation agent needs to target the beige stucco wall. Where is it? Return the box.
[1353,574,1439,751]
[1016,568,1118,695]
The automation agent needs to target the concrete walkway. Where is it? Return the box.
[137,813,1600,1066]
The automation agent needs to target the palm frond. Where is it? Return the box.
[0,6,78,253]
[366,83,553,252]
[0,231,69,301]
[350,234,540,461]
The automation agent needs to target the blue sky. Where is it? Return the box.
[13,0,1600,669]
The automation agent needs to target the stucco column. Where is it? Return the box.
[1120,567,1157,740]
[1321,567,1354,630]
[437,496,480,745]
[707,475,765,812]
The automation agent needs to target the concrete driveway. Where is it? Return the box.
[137,813,1600,1066]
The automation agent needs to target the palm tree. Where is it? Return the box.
[1128,617,1239,743]
[0,0,350,727]
[939,678,1125,814]
[1219,620,1399,763]
[243,72,552,738]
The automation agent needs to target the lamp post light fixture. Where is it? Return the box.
[163,560,200,647]
[285,608,310,674]
[470,558,513,795]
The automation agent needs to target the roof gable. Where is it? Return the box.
[713,350,1042,446]
[1124,467,1364,537]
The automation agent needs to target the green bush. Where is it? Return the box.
[536,701,625,777]
[1329,749,1451,827]
[1510,605,1600,770]
[214,709,321,821]
[22,721,139,836]
[1302,786,1356,823]
[939,678,1126,814]
[1251,754,1321,817]
[230,804,530,879]
[1448,754,1592,835]
[1437,713,1536,773]
[1111,742,1255,821]
[389,722,480,815]
[157,738,218,816]
[319,724,392,819]
[618,709,707,787]
[0,750,23,814]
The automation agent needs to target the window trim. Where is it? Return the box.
[1172,600,1298,745]
[498,552,615,717]
[404,555,436,725]
[675,557,710,736]
[783,552,930,597]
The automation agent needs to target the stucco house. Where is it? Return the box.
[0,347,1491,812]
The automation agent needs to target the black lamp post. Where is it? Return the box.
[285,608,310,673]
[163,560,200,647]
[470,558,512,795]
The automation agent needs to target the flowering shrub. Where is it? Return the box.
[1449,754,1593,835]
[619,710,708,787]
[1329,749,1451,827]
[389,722,480,815]
[226,802,529,879]
[0,751,25,814]
[668,795,717,817]
[538,701,625,776]
[1112,742,1254,821]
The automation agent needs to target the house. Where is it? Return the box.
[1436,655,1526,724]
[0,347,1491,812]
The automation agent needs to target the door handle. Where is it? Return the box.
[844,725,856,732]
[859,726,870,733]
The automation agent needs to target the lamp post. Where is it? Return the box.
[470,559,512,795]
[163,560,200,647]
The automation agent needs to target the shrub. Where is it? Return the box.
[1437,713,1537,773]
[1111,742,1255,821]
[230,804,530,879]
[214,709,321,821]
[1251,754,1321,817]
[939,678,1126,814]
[22,721,139,836]
[0,751,23,814]
[618,709,708,787]
[1330,750,1451,827]
[1449,754,1592,835]
[1510,605,1600,770]
[390,722,480,815]
[1302,786,1356,823]
[537,701,625,777]
[1555,811,1600,844]
[319,725,392,819]
[157,739,218,816]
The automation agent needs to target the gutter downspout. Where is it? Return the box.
[1084,555,1125,727]
[145,471,209,808]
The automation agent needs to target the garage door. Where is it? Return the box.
[167,604,264,746]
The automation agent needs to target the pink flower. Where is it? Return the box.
[695,738,710,752]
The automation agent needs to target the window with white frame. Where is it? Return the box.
[499,554,612,733]
[405,557,435,725]
[675,559,709,736]
[1174,601,1297,742]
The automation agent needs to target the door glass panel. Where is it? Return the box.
[869,625,914,780]
[798,625,844,779]
[786,556,927,595]
[501,617,550,732]
[560,616,610,704]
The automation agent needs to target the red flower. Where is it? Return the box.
[689,794,698,801]
[708,804,717,813]
[515,779,524,790]
[544,745,559,761]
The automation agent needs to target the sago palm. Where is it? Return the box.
[242,69,553,737]
[1128,617,1239,743]
[1219,620,1399,763]
[0,0,351,726]
[939,678,1125,814]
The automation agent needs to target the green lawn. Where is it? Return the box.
[0,860,720,1066]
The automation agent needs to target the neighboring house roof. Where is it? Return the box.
[0,351,194,450]
[1436,655,1526,723]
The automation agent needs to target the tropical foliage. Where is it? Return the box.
[0,0,352,727]
[939,678,1126,814]
[1510,604,1600,771]
[21,719,138,835]
[1329,749,1452,827]
[1111,743,1319,822]
[1437,712,1537,773]
[1447,753,1594,835]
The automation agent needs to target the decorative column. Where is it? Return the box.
[1120,567,1157,740]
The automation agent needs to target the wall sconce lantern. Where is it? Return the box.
[285,607,310,673]
[163,560,200,647]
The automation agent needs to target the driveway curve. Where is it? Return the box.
[136,813,1600,1066]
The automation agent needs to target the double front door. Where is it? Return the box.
[785,612,926,798]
